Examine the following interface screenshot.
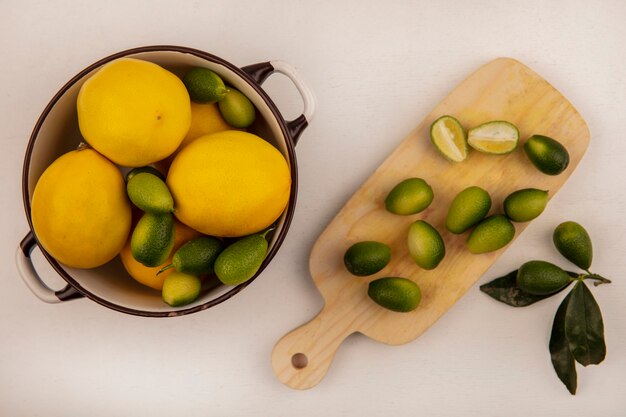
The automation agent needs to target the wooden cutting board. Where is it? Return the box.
[272,58,590,389]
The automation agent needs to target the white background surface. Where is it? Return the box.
[1,0,625,415]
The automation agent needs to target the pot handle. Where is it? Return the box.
[241,60,316,144]
[15,231,83,303]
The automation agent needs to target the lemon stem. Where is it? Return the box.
[76,142,91,151]
[157,264,174,276]
[261,226,276,239]
[583,273,612,286]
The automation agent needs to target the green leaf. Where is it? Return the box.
[479,270,573,307]
[550,291,577,395]
[565,281,606,366]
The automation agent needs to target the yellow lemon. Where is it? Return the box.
[155,102,232,174]
[120,220,202,290]
[167,131,291,237]
[77,58,191,167]
[31,148,132,268]
[183,102,232,149]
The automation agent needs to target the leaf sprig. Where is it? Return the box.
[480,221,611,395]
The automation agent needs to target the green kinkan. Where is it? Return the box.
[131,213,175,267]
[344,241,391,276]
[214,228,272,285]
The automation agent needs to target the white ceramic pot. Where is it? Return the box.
[16,45,315,317]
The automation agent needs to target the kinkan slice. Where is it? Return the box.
[430,115,468,162]
[468,120,519,154]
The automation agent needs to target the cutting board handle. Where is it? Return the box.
[272,305,355,389]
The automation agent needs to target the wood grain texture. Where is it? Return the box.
[272,58,590,389]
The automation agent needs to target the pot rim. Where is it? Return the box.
[22,45,299,317]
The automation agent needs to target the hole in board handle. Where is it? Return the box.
[291,353,308,369]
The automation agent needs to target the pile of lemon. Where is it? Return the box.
[31,58,291,306]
